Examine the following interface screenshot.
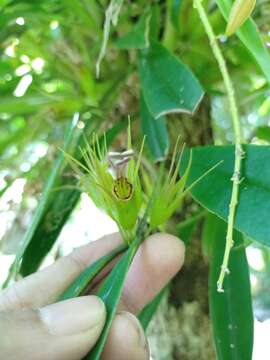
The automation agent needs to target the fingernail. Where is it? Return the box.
[40,296,105,336]
[117,311,149,356]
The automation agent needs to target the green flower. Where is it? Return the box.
[65,128,144,244]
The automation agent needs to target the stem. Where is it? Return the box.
[194,0,244,292]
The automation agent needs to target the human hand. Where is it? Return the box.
[0,233,185,360]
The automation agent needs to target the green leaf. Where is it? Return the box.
[0,95,81,114]
[86,236,141,359]
[181,145,270,247]
[139,41,204,119]
[7,113,80,283]
[139,287,167,330]
[115,12,151,49]
[59,243,127,301]
[216,0,270,86]
[140,92,169,161]
[171,0,182,30]
[149,4,160,40]
[86,205,150,359]
[176,210,205,246]
[256,126,270,143]
[206,213,253,359]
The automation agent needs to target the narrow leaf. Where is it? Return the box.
[206,213,253,359]
[216,0,270,86]
[176,210,205,246]
[86,236,141,359]
[171,0,183,30]
[139,287,167,330]
[86,206,150,359]
[8,113,79,281]
[225,0,256,36]
[59,243,127,301]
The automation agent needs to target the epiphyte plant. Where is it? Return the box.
[65,125,196,245]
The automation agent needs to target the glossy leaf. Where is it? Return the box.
[140,92,169,161]
[59,243,127,301]
[139,42,204,119]
[216,0,270,86]
[181,145,270,246]
[206,213,253,359]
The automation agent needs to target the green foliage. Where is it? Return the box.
[7,114,79,281]
[140,92,169,161]
[139,42,204,118]
[20,120,124,276]
[115,11,151,49]
[182,145,270,247]
[86,210,149,360]
[59,243,126,301]
[139,287,167,330]
[205,213,253,359]
[217,0,270,85]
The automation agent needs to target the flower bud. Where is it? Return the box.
[226,0,256,36]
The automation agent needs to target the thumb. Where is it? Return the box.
[0,296,106,360]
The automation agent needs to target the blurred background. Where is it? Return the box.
[1,0,270,359]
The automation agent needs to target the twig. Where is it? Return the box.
[193,0,244,292]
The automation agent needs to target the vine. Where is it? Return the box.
[194,0,244,292]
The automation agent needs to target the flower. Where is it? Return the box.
[65,127,144,244]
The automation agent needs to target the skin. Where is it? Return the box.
[0,232,185,360]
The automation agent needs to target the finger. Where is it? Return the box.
[0,233,121,311]
[120,233,185,313]
[101,311,149,360]
[0,296,106,360]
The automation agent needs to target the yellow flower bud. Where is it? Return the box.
[226,0,256,37]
